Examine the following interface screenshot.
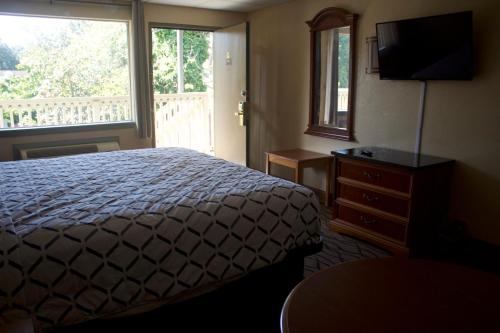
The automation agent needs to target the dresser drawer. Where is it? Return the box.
[337,205,406,243]
[338,184,410,218]
[338,160,411,193]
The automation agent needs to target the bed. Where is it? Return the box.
[0,148,321,331]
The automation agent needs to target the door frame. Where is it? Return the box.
[245,22,250,167]
[147,21,250,166]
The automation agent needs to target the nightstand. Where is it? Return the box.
[265,149,333,206]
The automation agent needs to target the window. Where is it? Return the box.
[0,15,132,130]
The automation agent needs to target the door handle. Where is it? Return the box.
[234,101,247,127]
[234,111,245,127]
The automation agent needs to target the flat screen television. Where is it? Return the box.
[376,11,473,80]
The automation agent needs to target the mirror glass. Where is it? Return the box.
[314,26,350,129]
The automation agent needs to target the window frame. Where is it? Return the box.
[0,121,136,137]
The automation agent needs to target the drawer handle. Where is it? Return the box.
[360,215,377,225]
[362,171,381,180]
[362,193,379,202]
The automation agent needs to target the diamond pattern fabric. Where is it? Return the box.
[0,148,320,330]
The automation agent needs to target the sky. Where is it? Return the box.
[0,15,72,48]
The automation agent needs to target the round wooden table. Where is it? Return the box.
[281,258,500,333]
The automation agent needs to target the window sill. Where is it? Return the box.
[0,122,136,137]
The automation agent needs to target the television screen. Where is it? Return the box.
[376,11,473,80]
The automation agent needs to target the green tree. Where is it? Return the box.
[0,41,18,70]
[338,34,349,88]
[183,31,210,92]
[152,28,178,94]
[0,23,210,101]
[0,20,130,99]
[152,28,211,94]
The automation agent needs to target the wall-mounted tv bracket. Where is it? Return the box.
[366,36,379,74]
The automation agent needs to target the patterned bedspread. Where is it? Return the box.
[0,148,320,330]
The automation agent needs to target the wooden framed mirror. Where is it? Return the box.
[305,8,357,141]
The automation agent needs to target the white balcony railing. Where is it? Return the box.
[154,93,212,154]
[338,88,348,111]
[0,92,212,153]
[0,96,132,128]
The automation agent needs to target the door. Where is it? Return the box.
[214,22,248,166]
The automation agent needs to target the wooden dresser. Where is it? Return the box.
[331,147,454,255]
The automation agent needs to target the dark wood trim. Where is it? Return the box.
[308,26,316,132]
[306,8,355,31]
[346,10,357,141]
[304,125,353,141]
[305,7,357,142]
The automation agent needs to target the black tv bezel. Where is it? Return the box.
[375,11,474,81]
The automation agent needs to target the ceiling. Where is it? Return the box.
[145,0,291,12]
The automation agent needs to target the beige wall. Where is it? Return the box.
[248,0,500,245]
[0,1,245,161]
[144,3,245,28]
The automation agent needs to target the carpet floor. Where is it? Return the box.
[304,208,391,276]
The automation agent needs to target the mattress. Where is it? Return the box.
[0,148,321,330]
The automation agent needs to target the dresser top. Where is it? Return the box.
[332,147,454,169]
